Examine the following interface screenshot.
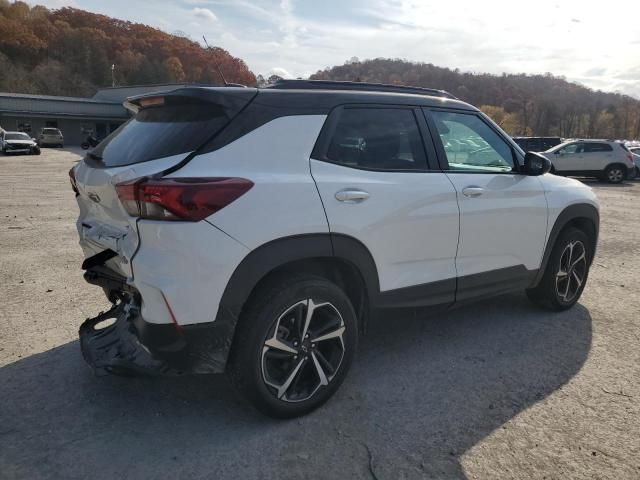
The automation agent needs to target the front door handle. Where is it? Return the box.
[335,189,370,203]
[462,186,484,198]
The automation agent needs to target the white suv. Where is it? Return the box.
[71,80,599,417]
[38,127,64,147]
[543,139,635,183]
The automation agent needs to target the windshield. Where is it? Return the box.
[5,133,30,140]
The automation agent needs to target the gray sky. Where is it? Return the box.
[40,0,640,98]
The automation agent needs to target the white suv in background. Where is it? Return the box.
[38,127,64,147]
[71,80,599,418]
[628,145,640,176]
[543,139,635,183]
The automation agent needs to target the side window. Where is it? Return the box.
[584,143,613,153]
[325,108,427,170]
[558,143,582,154]
[429,110,514,172]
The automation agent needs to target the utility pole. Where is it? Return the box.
[111,64,116,87]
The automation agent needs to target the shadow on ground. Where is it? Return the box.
[0,293,591,479]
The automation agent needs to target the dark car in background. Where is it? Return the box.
[513,136,562,152]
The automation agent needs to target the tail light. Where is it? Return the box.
[115,177,253,221]
[69,167,79,195]
[627,153,633,164]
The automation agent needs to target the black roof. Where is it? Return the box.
[124,82,475,115]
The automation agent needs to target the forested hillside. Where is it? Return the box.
[0,1,255,97]
[311,58,640,139]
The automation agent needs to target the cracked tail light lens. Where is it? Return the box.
[115,177,253,221]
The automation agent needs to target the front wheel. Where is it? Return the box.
[527,227,592,311]
[228,274,358,418]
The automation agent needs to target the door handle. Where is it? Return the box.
[335,189,370,203]
[462,186,484,198]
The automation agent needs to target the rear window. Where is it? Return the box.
[88,96,229,167]
[42,128,60,134]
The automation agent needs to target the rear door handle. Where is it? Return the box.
[335,189,370,203]
[462,186,484,198]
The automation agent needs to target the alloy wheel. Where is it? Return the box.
[555,240,587,303]
[261,299,346,403]
[608,168,624,183]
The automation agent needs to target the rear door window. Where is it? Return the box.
[322,107,428,171]
[89,96,230,167]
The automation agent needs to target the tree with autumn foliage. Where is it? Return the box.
[0,1,256,97]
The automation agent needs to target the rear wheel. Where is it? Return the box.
[604,165,625,184]
[228,274,358,418]
[527,227,591,311]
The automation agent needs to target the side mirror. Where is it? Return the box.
[523,151,552,176]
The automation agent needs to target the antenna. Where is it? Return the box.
[202,35,228,86]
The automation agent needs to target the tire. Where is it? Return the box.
[604,164,625,184]
[526,227,592,311]
[33,147,41,155]
[228,274,358,418]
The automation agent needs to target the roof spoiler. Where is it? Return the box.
[123,86,257,114]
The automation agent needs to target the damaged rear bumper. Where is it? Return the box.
[79,265,235,376]
[79,302,180,376]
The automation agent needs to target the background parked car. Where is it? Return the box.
[38,128,64,147]
[628,145,640,176]
[542,139,635,183]
[1,131,41,155]
[513,136,562,152]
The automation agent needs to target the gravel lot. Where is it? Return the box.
[1,148,639,479]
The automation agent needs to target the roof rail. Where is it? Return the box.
[267,79,458,100]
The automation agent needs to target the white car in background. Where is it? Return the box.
[1,131,41,155]
[38,127,64,147]
[628,145,640,176]
[543,139,635,183]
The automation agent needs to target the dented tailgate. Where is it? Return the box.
[73,154,190,278]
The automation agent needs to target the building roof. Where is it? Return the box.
[0,91,117,105]
[0,92,128,119]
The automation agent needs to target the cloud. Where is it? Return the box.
[270,67,293,78]
[192,7,218,23]
[584,67,607,77]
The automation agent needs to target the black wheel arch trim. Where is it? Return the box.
[532,203,599,287]
[210,233,380,372]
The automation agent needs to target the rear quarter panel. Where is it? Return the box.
[172,115,330,249]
